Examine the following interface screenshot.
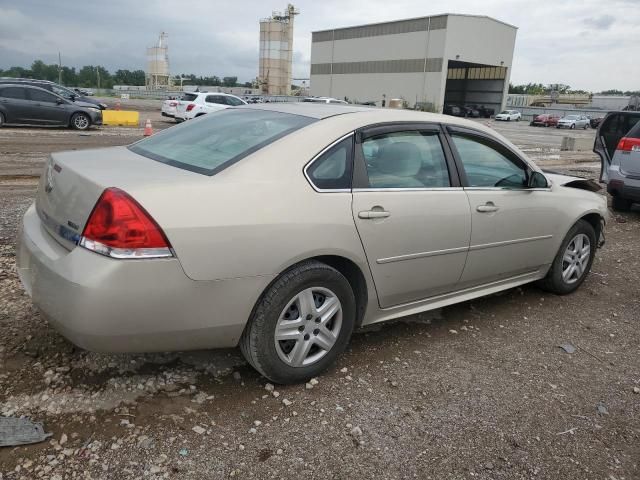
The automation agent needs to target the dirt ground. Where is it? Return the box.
[0,109,638,479]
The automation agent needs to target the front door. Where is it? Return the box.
[25,88,69,125]
[447,127,559,288]
[351,125,471,308]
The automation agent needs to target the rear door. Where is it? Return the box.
[205,95,228,112]
[25,88,69,125]
[351,123,471,308]
[0,86,30,123]
[595,112,640,181]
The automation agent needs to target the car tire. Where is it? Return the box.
[536,220,596,295]
[611,196,633,211]
[240,260,356,384]
[570,124,575,129]
[584,123,588,129]
[71,113,90,131]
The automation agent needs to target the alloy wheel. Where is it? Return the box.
[274,287,343,367]
[74,115,89,130]
[562,233,591,284]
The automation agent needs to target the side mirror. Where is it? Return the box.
[56,98,65,105]
[528,171,549,188]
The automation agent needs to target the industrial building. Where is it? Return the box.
[310,14,517,113]
[259,4,299,96]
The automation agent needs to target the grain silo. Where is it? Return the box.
[146,32,171,90]
[259,4,298,95]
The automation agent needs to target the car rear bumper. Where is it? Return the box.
[17,203,273,353]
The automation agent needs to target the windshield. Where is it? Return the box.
[499,110,509,114]
[51,85,77,100]
[129,109,316,176]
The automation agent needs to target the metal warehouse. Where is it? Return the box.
[310,14,517,113]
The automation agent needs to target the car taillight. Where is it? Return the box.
[616,137,640,152]
[186,103,195,112]
[170,101,177,107]
[79,188,173,259]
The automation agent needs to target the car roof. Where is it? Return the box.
[0,77,53,84]
[0,83,54,92]
[237,102,376,119]
[192,91,240,97]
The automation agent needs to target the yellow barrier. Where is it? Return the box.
[102,110,140,127]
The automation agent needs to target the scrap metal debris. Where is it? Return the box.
[0,417,53,447]
[559,343,576,354]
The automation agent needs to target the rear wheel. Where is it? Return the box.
[71,113,90,130]
[240,261,356,384]
[612,196,633,211]
[537,220,596,294]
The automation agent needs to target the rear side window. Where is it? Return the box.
[0,87,27,99]
[129,109,316,176]
[306,136,353,190]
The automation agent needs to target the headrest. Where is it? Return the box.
[377,142,422,176]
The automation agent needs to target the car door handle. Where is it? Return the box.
[476,203,499,213]
[358,210,390,219]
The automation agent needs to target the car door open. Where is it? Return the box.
[351,124,471,308]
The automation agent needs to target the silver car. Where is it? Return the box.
[594,111,640,211]
[557,114,589,129]
[17,104,608,383]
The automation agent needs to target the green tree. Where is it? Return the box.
[222,76,237,87]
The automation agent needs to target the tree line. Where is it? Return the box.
[0,60,250,89]
[509,82,640,96]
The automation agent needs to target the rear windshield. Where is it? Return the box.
[182,93,198,101]
[129,109,316,175]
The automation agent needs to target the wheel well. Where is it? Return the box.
[580,213,603,239]
[313,255,368,328]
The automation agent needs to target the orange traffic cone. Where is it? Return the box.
[143,119,153,136]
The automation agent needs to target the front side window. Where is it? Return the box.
[29,89,59,103]
[129,109,315,176]
[225,96,244,106]
[205,95,224,105]
[361,131,451,189]
[306,136,353,190]
[0,87,27,99]
[451,134,528,189]
[51,85,75,99]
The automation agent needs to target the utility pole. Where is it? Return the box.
[58,52,62,85]
[96,67,101,90]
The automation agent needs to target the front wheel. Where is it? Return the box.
[240,261,356,384]
[71,113,90,130]
[570,124,575,129]
[537,220,596,294]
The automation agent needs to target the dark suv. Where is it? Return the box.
[0,78,107,110]
[0,84,102,130]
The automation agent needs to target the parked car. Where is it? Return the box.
[0,78,107,110]
[530,114,561,127]
[302,97,348,104]
[17,105,608,383]
[557,114,589,129]
[0,83,102,130]
[462,106,480,118]
[443,104,464,117]
[590,116,604,129]
[161,98,180,118]
[471,105,495,118]
[74,87,94,96]
[174,92,247,121]
[495,110,521,121]
[594,111,640,211]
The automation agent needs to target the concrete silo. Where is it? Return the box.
[146,32,171,90]
[259,4,298,95]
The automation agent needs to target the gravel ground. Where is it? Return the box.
[0,119,638,479]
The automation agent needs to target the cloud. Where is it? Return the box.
[0,0,638,91]
[582,14,615,30]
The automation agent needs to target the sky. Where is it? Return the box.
[0,0,638,92]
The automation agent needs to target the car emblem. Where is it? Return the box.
[45,163,55,193]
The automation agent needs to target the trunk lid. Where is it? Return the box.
[35,146,204,251]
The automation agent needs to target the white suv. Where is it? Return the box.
[495,110,522,121]
[175,92,247,121]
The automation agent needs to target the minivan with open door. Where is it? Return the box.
[594,111,640,211]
